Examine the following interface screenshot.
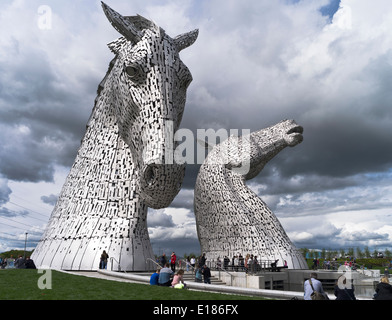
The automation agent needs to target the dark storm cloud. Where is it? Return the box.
[170,188,194,211]
[2,0,390,187]
[0,179,12,206]
[40,194,58,206]
[250,113,392,187]
[0,0,363,187]
[0,1,111,183]
[148,211,176,228]
[0,44,92,182]
[0,207,29,218]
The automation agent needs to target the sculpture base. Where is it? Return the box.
[31,236,154,271]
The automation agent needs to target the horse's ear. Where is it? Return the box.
[101,2,142,44]
[174,29,199,52]
[107,37,128,54]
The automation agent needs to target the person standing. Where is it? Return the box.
[244,254,249,272]
[24,257,36,269]
[15,256,26,269]
[195,267,203,282]
[160,253,167,267]
[100,250,109,269]
[185,256,190,272]
[248,255,254,273]
[216,257,222,270]
[239,254,244,271]
[202,264,211,284]
[6,255,15,269]
[190,256,196,269]
[224,256,230,269]
[170,252,177,273]
[199,253,206,268]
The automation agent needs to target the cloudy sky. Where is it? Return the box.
[1,0,392,257]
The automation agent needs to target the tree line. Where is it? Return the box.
[299,247,392,260]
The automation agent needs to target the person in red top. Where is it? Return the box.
[170,252,177,273]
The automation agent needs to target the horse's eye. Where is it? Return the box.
[125,65,139,78]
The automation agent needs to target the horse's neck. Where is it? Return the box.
[54,83,142,218]
[81,85,140,196]
[41,72,148,244]
[198,132,284,204]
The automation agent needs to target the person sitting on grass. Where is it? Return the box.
[158,263,173,287]
[172,269,186,289]
[150,268,160,285]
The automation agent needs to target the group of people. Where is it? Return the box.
[304,272,392,300]
[149,263,187,288]
[184,253,286,273]
[0,255,36,269]
[150,252,212,288]
[319,258,361,270]
[150,263,212,288]
[214,253,259,271]
[158,252,178,273]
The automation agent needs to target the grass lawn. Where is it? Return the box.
[0,269,266,300]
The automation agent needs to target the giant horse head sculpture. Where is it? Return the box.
[102,2,198,208]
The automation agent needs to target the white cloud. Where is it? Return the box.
[290,231,314,243]
[148,207,198,243]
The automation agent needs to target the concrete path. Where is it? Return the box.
[66,269,305,299]
[63,270,373,300]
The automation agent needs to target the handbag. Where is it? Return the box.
[309,278,328,300]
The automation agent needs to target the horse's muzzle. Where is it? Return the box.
[139,163,185,208]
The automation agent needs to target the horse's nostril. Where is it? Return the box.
[144,165,157,186]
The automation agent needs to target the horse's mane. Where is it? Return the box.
[85,55,118,129]
[96,55,117,98]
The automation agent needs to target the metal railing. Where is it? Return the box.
[320,261,366,271]
[146,258,162,271]
[109,257,125,272]
[206,259,285,274]
[204,261,235,285]
[215,267,235,286]
[178,260,196,272]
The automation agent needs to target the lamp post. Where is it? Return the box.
[24,233,28,258]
